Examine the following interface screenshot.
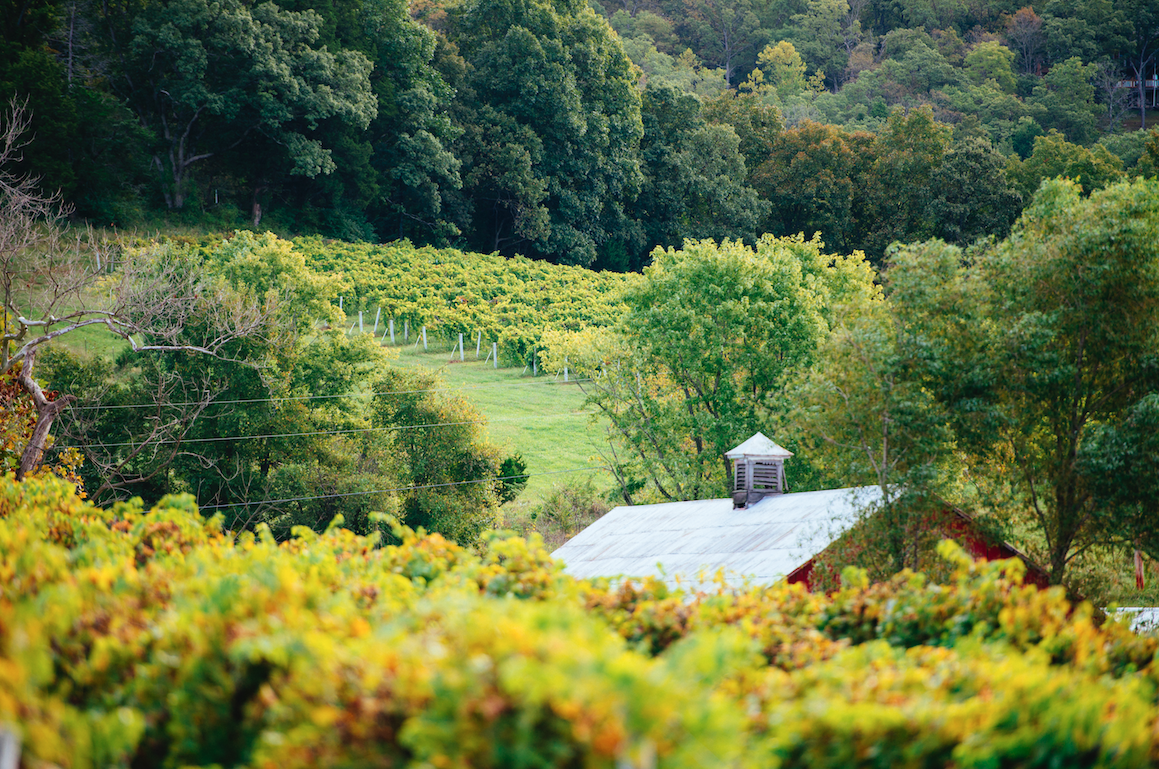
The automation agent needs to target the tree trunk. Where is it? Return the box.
[15,350,76,480]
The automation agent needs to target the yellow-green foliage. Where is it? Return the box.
[3,473,1159,768]
[294,237,638,363]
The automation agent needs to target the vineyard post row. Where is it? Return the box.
[349,312,521,374]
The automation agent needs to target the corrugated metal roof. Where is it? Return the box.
[724,432,794,459]
[1113,608,1159,634]
[552,486,882,588]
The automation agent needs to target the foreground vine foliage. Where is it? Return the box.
[2,473,1158,768]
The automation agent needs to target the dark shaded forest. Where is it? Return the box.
[3,0,1158,267]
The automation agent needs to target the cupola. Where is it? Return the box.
[725,432,793,509]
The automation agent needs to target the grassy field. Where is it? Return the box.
[381,333,615,519]
[51,318,615,515]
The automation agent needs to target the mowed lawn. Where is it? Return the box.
[383,335,614,510]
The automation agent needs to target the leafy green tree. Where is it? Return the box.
[1009,115,1045,158]
[924,137,1022,245]
[1099,129,1154,173]
[1039,0,1130,70]
[371,367,503,543]
[699,88,784,180]
[47,232,510,543]
[1007,130,1125,199]
[1079,394,1159,561]
[785,0,850,87]
[938,81,1029,149]
[362,0,463,243]
[619,38,729,96]
[1115,0,1159,130]
[744,41,813,102]
[896,0,968,31]
[0,0,152,221]
[97,0,377,209]
[791,255,956,577]
[1139,130,1159,177]
[568,236,877,502]
[445,0,643,265]
[964,41,1017,93]
[49,232,349,507]
[1026,57,1102,146]
[862,105,951,260]
[751,120,876,252]
[680,0,766,85]
[631,86,768,266]
[875,39,957,98]
[891,179,1159,585]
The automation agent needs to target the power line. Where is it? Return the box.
[60,410,600,450]
[198,464,610,510]
[68,376,594,411]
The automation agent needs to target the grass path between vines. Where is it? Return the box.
[383,335,614,518]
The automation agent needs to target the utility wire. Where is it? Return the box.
[59,410,599,450]
[69,376,594,411]
[198,464,610,510]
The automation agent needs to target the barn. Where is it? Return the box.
[552,433,1050,590]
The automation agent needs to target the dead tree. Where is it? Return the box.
[0,98,273,480]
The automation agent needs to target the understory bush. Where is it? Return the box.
[3,473,1158,768]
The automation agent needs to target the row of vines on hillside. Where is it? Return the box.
[295,237,638,366]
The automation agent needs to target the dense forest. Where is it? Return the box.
[3,0,1159,266]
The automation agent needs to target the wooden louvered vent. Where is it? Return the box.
[752,461,779,492]
[726,433,794,509]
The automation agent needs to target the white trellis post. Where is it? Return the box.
[404,319,409,342]
[0,726,20,769]
[389,318,395,344]
[373,306,381,334]
[458,333,465,362]
[564,356,569,383]
[476,331,482,358]
[339,296,343,311]
[359,310,364,334]
[492,342,498,368]
[422,326,428,351]
[532,348,537,377]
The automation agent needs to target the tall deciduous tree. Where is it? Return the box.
[1079,394,1159,562]
[863,106,951,260]
[751,119,875,253]
[445,0,643,266]
[1115,0,1159,130]
[371,367,503,543]
[1005,6,1044,75]
[791,256,955,577]
[891,178,1159,585]
[360,0,463,243]
[924,137,1022,245]
[785,0,849,88]
[562,236,876,502]
[1027,56,1102,146]
[631,85,768,267]
[98,0,376,209]
[680,0,765,86]
[1006,130,1125,200]
[1039,0,1129,69]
